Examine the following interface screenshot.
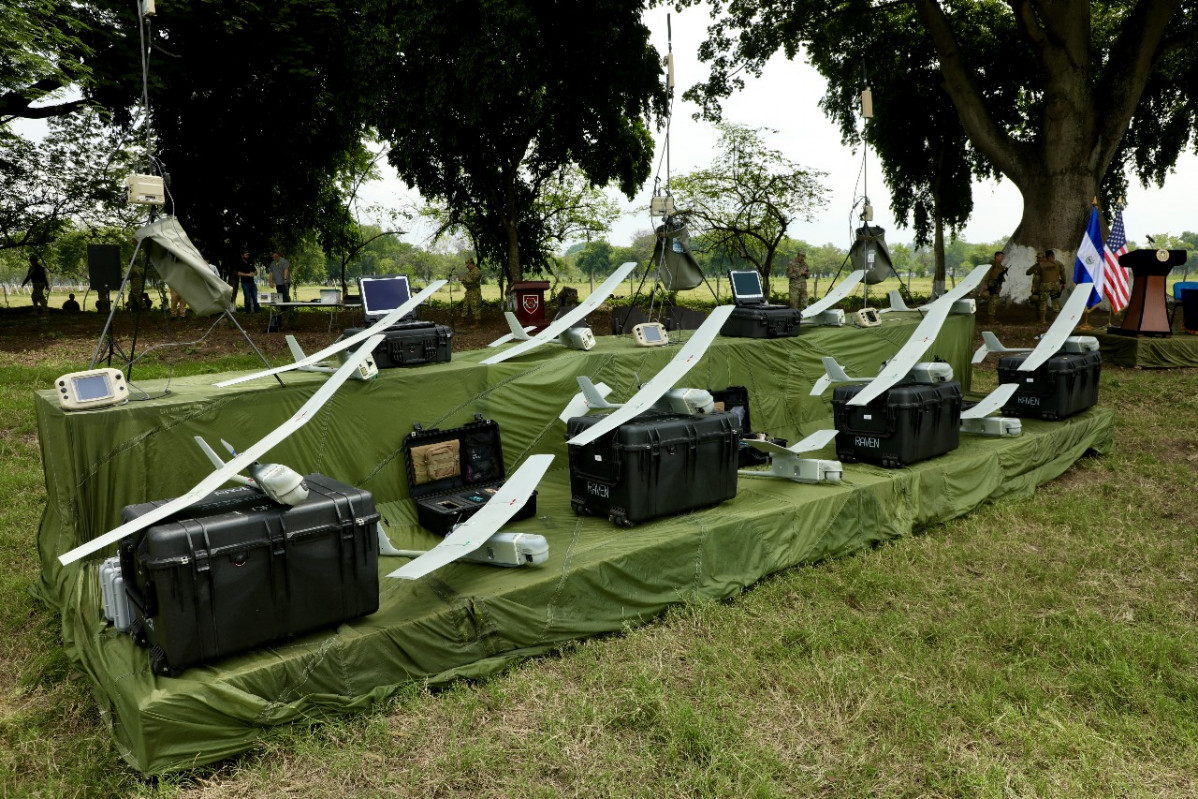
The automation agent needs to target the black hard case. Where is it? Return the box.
[339,321,452,368]
[720,305,801,339]
[566,410,741,526]
[996,351,1101,420]
[118,475,380,677]
[402,416,536,534]
[832,381,963,468]
[710,385,786,467]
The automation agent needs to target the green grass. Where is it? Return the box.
[3,333,1198,797]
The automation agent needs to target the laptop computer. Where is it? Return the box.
[728,270,784,308]
[358,274,414,323]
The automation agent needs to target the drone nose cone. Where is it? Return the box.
[250,462,309,506]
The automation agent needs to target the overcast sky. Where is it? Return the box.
[367,6,1198,253]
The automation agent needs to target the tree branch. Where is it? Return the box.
[1094,0,1184,172]
[913,0,1032,184]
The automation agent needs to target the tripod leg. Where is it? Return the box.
[223,311,285,386]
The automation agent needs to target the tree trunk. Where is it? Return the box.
[933,211,945,298]
[1001,169,1098,303]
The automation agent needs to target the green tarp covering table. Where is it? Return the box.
[1094,330,1198,368]
[30,313,1113,773]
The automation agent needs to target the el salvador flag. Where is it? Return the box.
[1073,206,1106,309]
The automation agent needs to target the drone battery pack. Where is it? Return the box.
[403,416,536,535]
[338,321,452,368]
[996,351,1101,421]
[720,306,801,339]
[566,410,740,527]
[710,385,787,467]
[832,381,963,468]
[117,475,380,677]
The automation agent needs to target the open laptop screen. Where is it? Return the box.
[729,270,764,304]
[359,275,412,321]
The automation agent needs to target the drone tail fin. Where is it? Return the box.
[888,290,910,312]
[285,335,307,364]
[504,311,532,341]
[811,357,856,396]
[577,376,619,410]
[194,436,227,470]
[972,330,1023,364]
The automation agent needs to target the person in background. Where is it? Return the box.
[169,287,189,318]
[269,251,291,302]
[62,293,81,312]
[461,256,483,327]
[237,251,259,313]
[1027,248,1066,323]
[786,251,810,310]
[21,255,49,312]
[979,251,1007,318]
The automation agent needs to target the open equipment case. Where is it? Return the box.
[338,275,453,368]
[402,414,537,534]
[720,270,801,339]
[710,385,787,466]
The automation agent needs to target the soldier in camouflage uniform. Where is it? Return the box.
[1026,249,1066,323]
[978,251,1007,318]
[461,257,483,326]
[786,251,810,310]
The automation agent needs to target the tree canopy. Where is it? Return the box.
[670,123,828,292]
[678,0,1198,254]
[91,0,378,268]
[363,0,668,286]
[0,110,136,253]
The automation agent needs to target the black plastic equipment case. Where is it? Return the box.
[338,321,452,368]
[402,414,536,534]
[720,305,801,339]
[710,385,786,467]
[832,381,963,468]
[996,350,1101,420]
[117,475,380,677]
[566,410,741,526]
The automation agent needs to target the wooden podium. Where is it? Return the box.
[1110,249,1187,337]
[511,280,551,330]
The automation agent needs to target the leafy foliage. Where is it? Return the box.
[364,0,667,285]
[80,0,379,270]
[670,123,828,291]
[0,0,98,121]
[0,110,137,253]
[675,0,1198,249]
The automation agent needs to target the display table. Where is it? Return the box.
[262,300,352,332]
[31,313,1113,773]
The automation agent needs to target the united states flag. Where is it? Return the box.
[1103,208,1131,312]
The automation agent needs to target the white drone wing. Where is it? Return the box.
[960,383,1020,420]
[487,312,536,347]
[58,335,384,566]
[387,454,554,580]
[215,280,445,387]
[847,266,987,407]
[481,262,638,365]
[801,270,865,319]
[1017,287,1091,372]
[743,427,839,457]
[566,305,735,446]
